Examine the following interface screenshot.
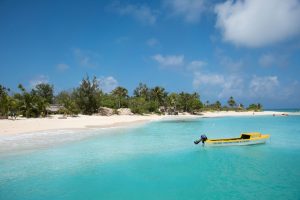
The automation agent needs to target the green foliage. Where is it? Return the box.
[73,76,101,115]
[100,93,116,108]
[14,84,37,118]
[34,83,54,104]
[0,85,10,117]
[111,86,128,108]
[215,101,222,110]
[0,76,264,118]
[227,96,236,108]
[247,103,263,111]
[167,93,180,109]
[56,91,79,115]
[133,83,149,100]
[15,84,52,117]
[129,97,148,114]
[150,86,167,107]
[177,92,202,112]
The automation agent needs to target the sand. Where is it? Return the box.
[0,111,289,135]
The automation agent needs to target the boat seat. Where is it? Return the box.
[241,134,251,139]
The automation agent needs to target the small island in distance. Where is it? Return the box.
[0,75,263,119]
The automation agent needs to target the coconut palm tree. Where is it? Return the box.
[0,85,10,118]
[178,92,190,112]
[111,86,128,108]
[133,83,149,100]
[167,93,179,111]
[227,96,236,109]
[215,101,222,110]
[150,86,167,106]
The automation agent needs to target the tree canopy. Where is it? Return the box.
[0,75,263,118]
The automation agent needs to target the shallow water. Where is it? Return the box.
[0,116,300,200]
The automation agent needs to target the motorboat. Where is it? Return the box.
[194,132,270,147]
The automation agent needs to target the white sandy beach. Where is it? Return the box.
[0,111,290,135]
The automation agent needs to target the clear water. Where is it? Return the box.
[1,116,300,200]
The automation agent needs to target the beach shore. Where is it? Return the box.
[0,111,290,135]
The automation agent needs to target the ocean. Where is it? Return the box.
[0,115,300,200]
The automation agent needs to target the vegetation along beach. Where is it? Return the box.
[1,0,300,200]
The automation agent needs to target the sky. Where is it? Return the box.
[0,0,300,108]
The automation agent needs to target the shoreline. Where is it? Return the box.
[0,110,294,154]
[0,111,293,136]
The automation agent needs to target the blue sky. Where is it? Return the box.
[0,0,300,108]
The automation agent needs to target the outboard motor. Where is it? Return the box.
[194,138,201,144]
[194,134,207,145]
[201,134,207,143]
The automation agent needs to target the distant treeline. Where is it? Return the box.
[0,76,262,118]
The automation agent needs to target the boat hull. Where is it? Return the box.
[205,138,269,147]
[205,139,268,146]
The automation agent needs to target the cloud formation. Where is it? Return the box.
[152,54,184,67]
[98,76,118,93]
[187,60,207,71]
[249,76,279,97]
[193,70,282,101]
[193,72,224,88]
[73,48,99,68]
[164,0,206,23]
[215,0,300,47]
[29,75,49,88]
[110,2,158,25]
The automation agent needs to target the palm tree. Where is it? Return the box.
[112,86,128,108]
[167,93,179,111]
[227,96,236,109]
[0,85,10,118]
[150,86,167,106]
[179,92,190,112]
[257,103,262,111]
[133,83,149,100]
[215,101,222,110]
[16,84,38,117]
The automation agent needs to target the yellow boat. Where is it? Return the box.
[197,132,270,147]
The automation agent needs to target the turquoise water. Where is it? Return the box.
[1,116,300,200]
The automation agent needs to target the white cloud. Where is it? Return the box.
[192,70,247,100]
[146,38,159,47]
[249,76,279,97]
[187,60,207,71]
[220,56,243,72]
[30,75,49,88]
[152,54,184,67]
[259,53,290,68]
[215,0,300,47]
[73,48,98,68]
[164,0,206,23]
[98,76,118,93]
[110,2,158,25]
[56,63,69,72]
[193,71,225,89]
[192,72,282,101]
[218,75,245,98]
